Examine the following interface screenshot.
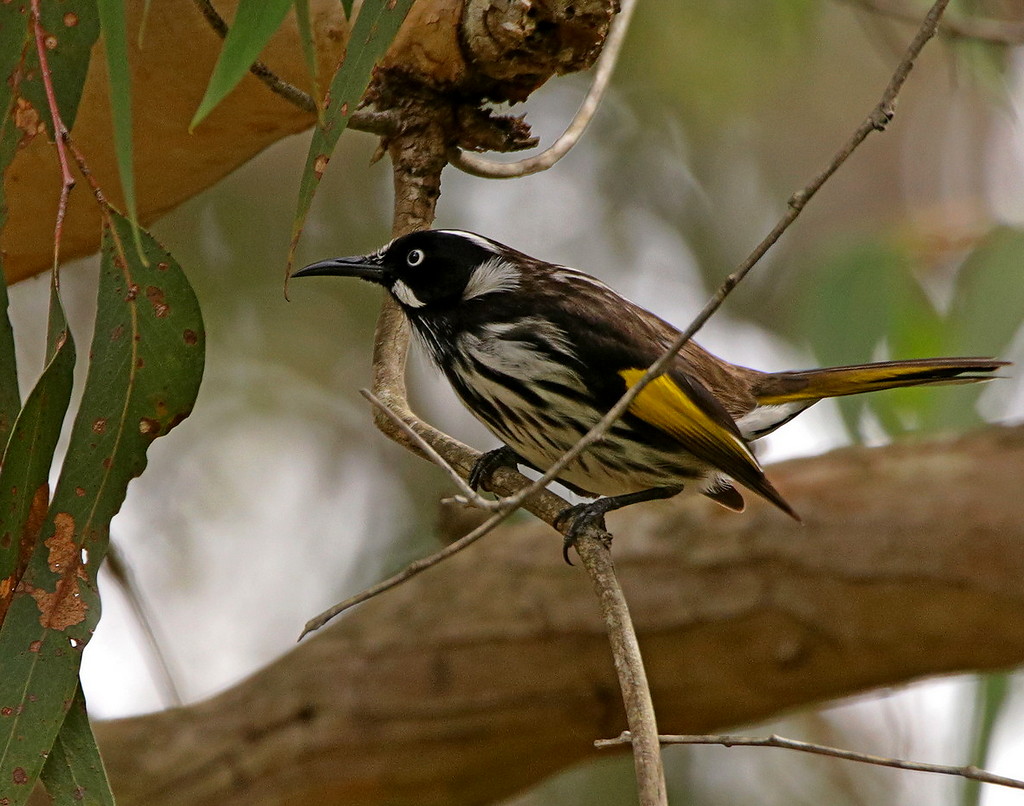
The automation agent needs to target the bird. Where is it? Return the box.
[295,229,1007,557]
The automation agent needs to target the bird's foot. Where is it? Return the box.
[468,445,523,492]
[554,500,613,565]
[554,486,684,565]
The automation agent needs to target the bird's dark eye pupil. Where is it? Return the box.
[407,249,425,266]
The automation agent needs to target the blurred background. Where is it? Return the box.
[8,0,1024,803]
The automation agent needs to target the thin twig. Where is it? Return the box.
[300,502,520,638]
[105,544,184,708]
[191,0,318,115]
[577,538,667,805]
[360,389,501,510]
[843,0,1024,44]
[189,0,401,139]
[449,0,638,178]
[595,732,1024,791]
[31,0,76,282]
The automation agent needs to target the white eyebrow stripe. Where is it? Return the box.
[392,279,426,308]
[462,256,521,300]
[434,230,500,253]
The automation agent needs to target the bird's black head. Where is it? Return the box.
[294,230,521,313]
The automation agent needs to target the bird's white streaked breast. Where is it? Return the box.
[459,320,583,389]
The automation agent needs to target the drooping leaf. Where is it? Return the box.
[39,684,114,806]
[190,0,295,130]
[0,2,32,442]
[288,0,414,269]
[0,274,17,446]
[18,0,100,137]
[96,0,144,258]
[0,214,204,803]
[960,673,1011,806]
[802,238,908,438]
[949,226,1024,356]
[0,283,75,627]
[293,0,320,120]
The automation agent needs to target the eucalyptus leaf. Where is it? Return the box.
[293,0,320,121]
[289,0,414,267]
[39,684,114,806]
[0,283,75,621]
[0,215,204,803]
[97,0,144,259]
[190,0,295,130]
[18,0,100,136]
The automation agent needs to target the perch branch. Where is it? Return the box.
[93,426,1024,806]
[577,536,667,805]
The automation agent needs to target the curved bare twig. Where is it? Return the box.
[596,732,1024,792]
[449,0,638,178]
[843,0,1024,44]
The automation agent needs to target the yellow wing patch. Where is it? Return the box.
[619,369,757,465]
[619,369,799,520]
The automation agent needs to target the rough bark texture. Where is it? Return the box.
[90,425,1024,806]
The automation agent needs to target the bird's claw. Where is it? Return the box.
[468,445,522,492]
[554,502,609,565]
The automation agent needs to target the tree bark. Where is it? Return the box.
[91,425,1024,806]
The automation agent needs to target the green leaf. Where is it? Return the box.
[0,273,17,447]
[18,0,100,137]
[293,0,320,121]
[949,226,1024,356]
[961,673,1011,806]
[797,234,991,437]
[339,0,355,20]
[0,3,32,444]
[0,283,75,618]
[0,215,204,803]
[190,0,295,130]
[40,684,114,806]
[801,239,908,438]
[96,0,144,260]
[288,0,413,268]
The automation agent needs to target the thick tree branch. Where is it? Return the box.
[92,426,1024,806]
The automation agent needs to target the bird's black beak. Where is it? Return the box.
[293,254,388,283]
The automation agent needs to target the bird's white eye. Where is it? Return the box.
[407,249,425,267]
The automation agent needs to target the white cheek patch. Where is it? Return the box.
[392,279,426,308]
[463,257,520,300]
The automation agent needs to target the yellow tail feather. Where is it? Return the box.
[755,358,1007,406]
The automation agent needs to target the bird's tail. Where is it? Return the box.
[754,357,1009,405]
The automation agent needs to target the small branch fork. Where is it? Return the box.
[596,732,1024,793]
